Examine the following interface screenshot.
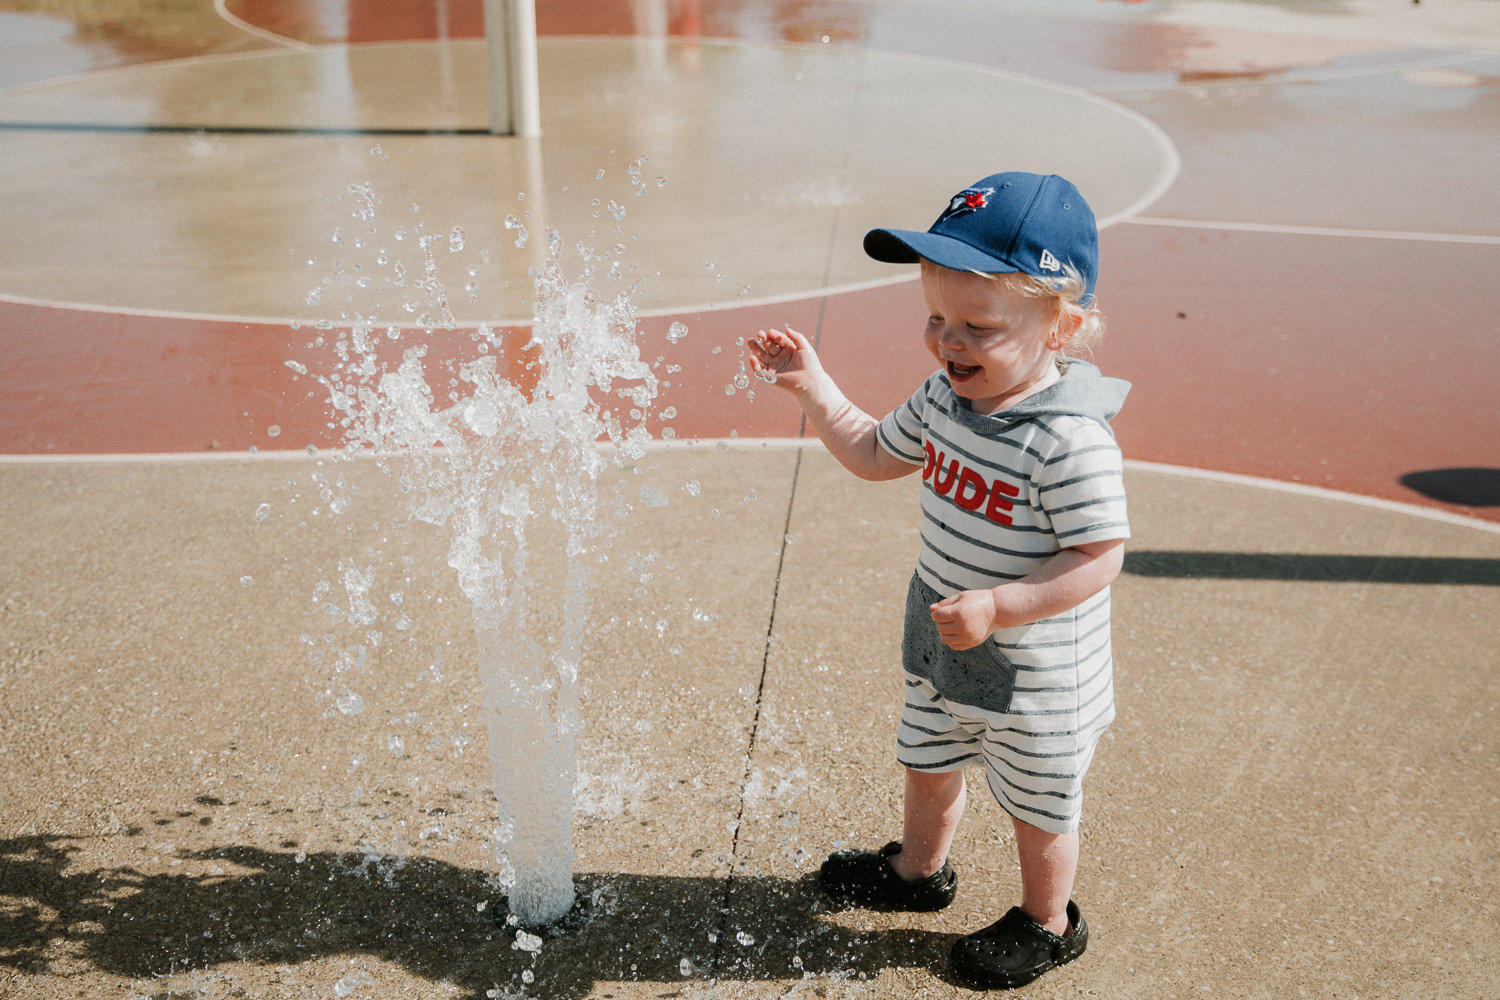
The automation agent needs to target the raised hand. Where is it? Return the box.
[746,327,823,393]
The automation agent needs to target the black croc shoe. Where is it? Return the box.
[818,841,957,911]
[951,900,1088,989]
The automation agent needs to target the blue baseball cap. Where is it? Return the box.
[864,172,1099,298]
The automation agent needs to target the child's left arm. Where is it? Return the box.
[928,538,1125,651]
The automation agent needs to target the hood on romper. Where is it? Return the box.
[950,358,1130,433]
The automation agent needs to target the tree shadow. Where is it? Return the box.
[1,834,960,997]
[1123,550,1500,585]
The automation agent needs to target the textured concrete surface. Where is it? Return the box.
[3,447,1497,999]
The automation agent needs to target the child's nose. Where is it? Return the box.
[937,323,966,351]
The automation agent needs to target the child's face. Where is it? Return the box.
[920,265,1063,414]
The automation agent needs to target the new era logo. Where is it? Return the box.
[1039,249,1062,272]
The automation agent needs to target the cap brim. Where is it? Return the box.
[863,228,1021,276]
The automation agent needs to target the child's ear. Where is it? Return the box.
[1048,307,1084,351]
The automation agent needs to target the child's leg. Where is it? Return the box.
[890,767,966,881]
[1011,816,1078,936]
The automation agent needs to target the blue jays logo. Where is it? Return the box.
[937,186,993,224]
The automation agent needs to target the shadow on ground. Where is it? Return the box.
[1123,550,1500,585]
[1,835,957,997]
[1400,467,1500,508]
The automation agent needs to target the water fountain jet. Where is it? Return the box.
[317,221,659,931]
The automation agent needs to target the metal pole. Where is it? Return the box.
[483,0,541,137]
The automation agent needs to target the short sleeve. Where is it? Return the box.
[1034,420,1130,548]
[876,373,940,465]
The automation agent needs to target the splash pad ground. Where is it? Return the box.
[3,449,1497,998]
[3,0,1500,997]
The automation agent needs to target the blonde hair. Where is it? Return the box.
[922,259,1105,355]
[1000,267,1105,356]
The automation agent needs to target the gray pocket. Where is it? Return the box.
[901,574,1016,714]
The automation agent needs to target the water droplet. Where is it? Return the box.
[736,930,756,947]
[284,359,307,375]
[336,690,365,716]
[660,406,677,419]
[504,214,529,248]
[388,734,405,755]
[254,503,271,522]
[448,226,467,252]
[656,176,668,187]
[334,969,375,997]
[608,200,626,221]
[267,425,281,438]
[679,957,694,976]
[733,373,750,390]
[685,480,701,497]
[666,321,689,344]
[239,575,254,587]
[369,144,386,159]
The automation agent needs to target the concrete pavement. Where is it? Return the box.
[2,446,1496,998]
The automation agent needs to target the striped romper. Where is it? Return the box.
[875,360,1130,835]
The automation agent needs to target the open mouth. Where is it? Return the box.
[946,360,981,381]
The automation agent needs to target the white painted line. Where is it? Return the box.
[3,443,1494,535]
[0,291,311,326]
[214,0,317,51]
[1124,216,1500,246]
[1122,459,1500,535]
[1092,50,1500,94]
[0,449,328,464]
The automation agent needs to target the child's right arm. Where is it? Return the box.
[747,327,916,482]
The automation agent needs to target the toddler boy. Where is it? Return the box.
[747,172,1129,989]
